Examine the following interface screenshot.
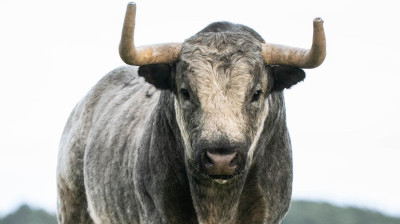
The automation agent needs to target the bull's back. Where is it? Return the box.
[57,66,159,223]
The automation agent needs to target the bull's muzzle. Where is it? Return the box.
[198,147,245,179]
[204,151,238,176]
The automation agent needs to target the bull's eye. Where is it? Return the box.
[251,90,262,102]
[180,88,190,100]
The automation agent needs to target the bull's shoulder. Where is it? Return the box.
[71,65,161,134]
[57,65,156,184]
[58,65,154,159]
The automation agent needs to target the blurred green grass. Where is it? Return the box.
[1,200,399,224]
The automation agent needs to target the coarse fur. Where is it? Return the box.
[57,21,306,224]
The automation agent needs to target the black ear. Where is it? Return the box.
[270,65,306,92]
[138,64,173,90]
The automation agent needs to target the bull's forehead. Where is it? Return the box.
[188,58,253,105]
[179,31,264,95]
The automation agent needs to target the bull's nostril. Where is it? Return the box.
[203,152,213,167]
[229,154,238,167]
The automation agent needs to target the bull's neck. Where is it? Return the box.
[187,172,247,224]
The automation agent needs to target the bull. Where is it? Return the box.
[57,2,326,224]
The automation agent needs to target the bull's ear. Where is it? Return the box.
[270,65,306,92]
[138,64,173,90]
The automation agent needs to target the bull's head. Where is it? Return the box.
[119,3,325,182]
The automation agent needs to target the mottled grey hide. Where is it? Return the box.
[57,22,306,224]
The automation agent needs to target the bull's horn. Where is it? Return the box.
[119,2,182,66]
[262,18,326,68]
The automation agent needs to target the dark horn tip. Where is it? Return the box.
[313,17,324,24]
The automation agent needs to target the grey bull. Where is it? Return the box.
[56,2,326,224]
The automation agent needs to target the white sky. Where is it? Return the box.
[1,0,399,218]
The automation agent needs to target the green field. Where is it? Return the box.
[1,200,399,224]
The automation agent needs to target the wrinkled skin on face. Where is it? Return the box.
[174,32,271,179]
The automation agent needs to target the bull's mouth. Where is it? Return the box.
[209,175,234,180]
[191,168,244,185]
[203,173,244,185]
[209,175,235,184]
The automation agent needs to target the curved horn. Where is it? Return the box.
[262,18,326,68]
[119,2,182,66]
